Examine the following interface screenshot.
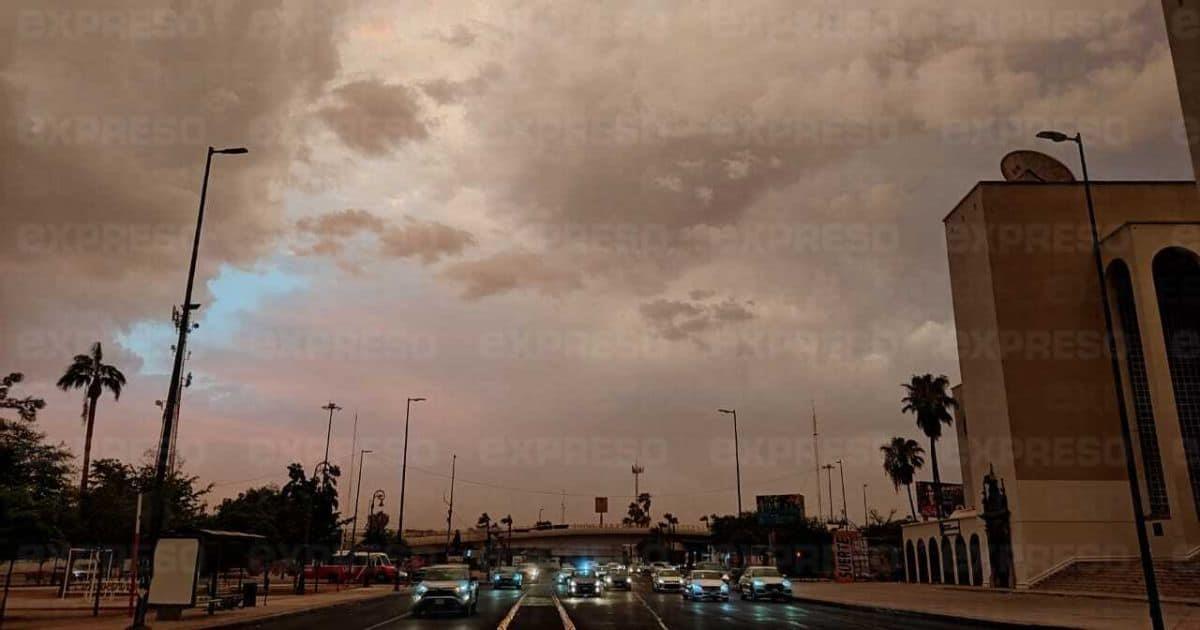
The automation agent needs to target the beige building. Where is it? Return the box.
[1163,0,1200,183]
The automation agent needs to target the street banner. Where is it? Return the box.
[833,529,869,583]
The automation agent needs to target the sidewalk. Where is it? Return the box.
[792,582,1200,629]
[0,584,406,630]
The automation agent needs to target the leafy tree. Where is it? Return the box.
[362,511,390,548]
[500,514,513,563]
[880,437,925,519]
[901,374,957,518]
[73,458,210,546]
[206,485,287,541]
[281,463,342,558]
[622,493,652,527]
[0,373,70,562]
[56,342,126,495]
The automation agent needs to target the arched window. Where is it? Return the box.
[1153,247,1200,517]
[928,538,942,584]
[954,535,970,585]
[905,540,917,583]
[917,539,929,583]
[1110,260,1170,516]
[941,537,955,585]
[969,535,983,586]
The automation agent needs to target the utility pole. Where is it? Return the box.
[135,145,247,630]
[718,408,743,515]
[836,459,848,525]
[812,401,822,525]
[320,402,342,480]
[862,483,869,526]
[560,490,566,524]
[632,461,644,498]
[821,464,835,524]
[444,454,456,555]
[350,449,371,550]
[344,412,358,545]
[397,397,426,548]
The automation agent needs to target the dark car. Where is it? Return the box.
[491,566,524,589]
[566,568,603,597]
[412,565,479,617]
[604,569,632,590]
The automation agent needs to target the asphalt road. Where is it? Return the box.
[238,577,1003,629]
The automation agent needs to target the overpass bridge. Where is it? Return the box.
[404,523,711,563]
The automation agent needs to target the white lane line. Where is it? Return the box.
[363,611,411,630]
[551,594,576,630]
[634,592,670,630]
[496,593,527,630]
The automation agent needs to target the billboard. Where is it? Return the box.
[833,529,869,583]
[755,494,805,526]
[594,497,608,514]
[916,482,965,519]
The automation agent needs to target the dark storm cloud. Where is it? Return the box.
[295,209,476,264]
[319,80,430,155]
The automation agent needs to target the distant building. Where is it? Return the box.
[903,180,1200,589]
[1163,0,1200,182]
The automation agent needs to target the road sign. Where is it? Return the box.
[595,497,608,513]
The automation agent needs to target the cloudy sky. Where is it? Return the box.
[1,0,1193,530]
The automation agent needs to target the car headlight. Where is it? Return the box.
[605,576,612,583]
[569,579,576,588]
[721,583,730,593]
[456,583,470,595]
[414,584,427,599]
[752,579,764,588]
[781,578,792,589]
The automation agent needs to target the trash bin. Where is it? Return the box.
[242,582,258,608]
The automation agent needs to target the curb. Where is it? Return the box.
[789,595,1076,629]
[193,589,401,629]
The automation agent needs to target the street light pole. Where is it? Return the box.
[320,402,342,477]
[134,145,246,629]
[350,449,372,551]
[397,397,425,548]
[821,464,835,524]
[862,484,869,526]
[836,459,847,525]
[718,409,742,515]
[1037,130,1163,630]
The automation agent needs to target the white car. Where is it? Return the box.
[683,570,730,601]
[412,564,479,617]
[651,568,684,592]
[737,566,793,601]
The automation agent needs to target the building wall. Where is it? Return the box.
[1163,0,1200,182]
[944,181,1200,586]
[952,384,975,510]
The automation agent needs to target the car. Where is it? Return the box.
[565,568,603,597]
[556,567,576,585]
[518,562,542,583]
[651,568,684,592]
[693,561,730,582]
[604,568,632,590]
[683,570,730,601]
[737,566,793,601]
[411,564,479,617]
[491,566,524,589]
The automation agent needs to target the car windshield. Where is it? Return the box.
[609,570,628,577]
[691,571,723,580]
[423,567,468,581]
[658,570,680,577]
[751,568,782,577]
[575,569,596,577]
[496,567,518,574]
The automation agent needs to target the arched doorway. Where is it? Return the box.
[954,535,970,585]
[969,534,983,586]
[1110,260,1171,517]
[1153,247,1200,516]
[906,540,917,583]
[917,540,929,583]
[941,537,955,585]
[928,538,942,584]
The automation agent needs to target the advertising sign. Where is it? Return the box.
[916,482,965,519]
[147,537,201,607]
[594,497,608,514]
[755,494,806,526]
[833,530,868,583]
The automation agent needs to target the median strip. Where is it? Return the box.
[496,593,527,630]
[551,594,576,630]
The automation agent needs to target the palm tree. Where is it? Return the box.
[57,342,126,495]
[901,373,957,518]
[500,514,513,564]
[880,437,925,519]
[477,513,493,566]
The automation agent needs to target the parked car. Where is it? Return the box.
[565,568,603,597]
[412,564,479,617]
[736,566,792,601]
[683,570,729,601]
[555,567,576,585]
[490,566,523,589]
[651,568,684,592]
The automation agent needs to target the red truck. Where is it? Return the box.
[303,552,405,584]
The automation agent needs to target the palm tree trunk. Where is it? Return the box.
[906,483,917,520]
[929,438,942,519]
[79,395,98,496]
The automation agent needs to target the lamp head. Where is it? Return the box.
[1036,131,1072,143]
[214,147,249,154]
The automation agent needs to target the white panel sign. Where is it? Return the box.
[147,537,200,607]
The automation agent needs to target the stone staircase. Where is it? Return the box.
[1033,558,1200,599]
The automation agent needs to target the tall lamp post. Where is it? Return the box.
[397,397,426,546]
[862,484,869,526]
[836,459,848,525]
[718,408,742,515]
[134,146,246,629]
[350,449,372,551]
[320,402,342,479]
[821,464,836,524]
[1036,130,1163,629]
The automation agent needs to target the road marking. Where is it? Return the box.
[634,592,670,630]
[551,594,576,630]
[363,611,411,630]
[496,593,527,630]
